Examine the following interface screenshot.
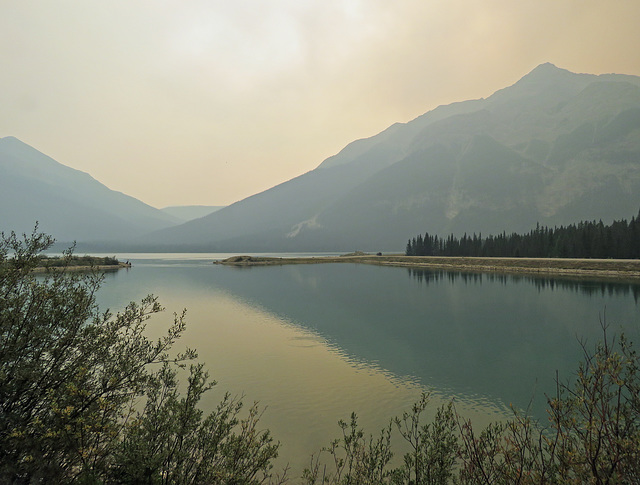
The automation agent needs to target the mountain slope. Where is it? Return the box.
[146,63,640,251]
[160,205,225,223]
[0,137,179,242]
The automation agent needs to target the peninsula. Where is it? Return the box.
[216,254,640,280]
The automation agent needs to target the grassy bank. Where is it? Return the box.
[32,255,131,272]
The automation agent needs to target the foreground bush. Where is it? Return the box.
[305,324,640,484]
[0,229,282,484]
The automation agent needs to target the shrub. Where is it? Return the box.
[306,323,640,484]
[0,229,282,484]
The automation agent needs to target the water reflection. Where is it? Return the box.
[183,263,639,421]
[95,258,640,475]
[407,267,640,301]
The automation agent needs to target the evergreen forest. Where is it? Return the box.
[406,209,640,259]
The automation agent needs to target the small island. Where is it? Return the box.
[33,255,132,272]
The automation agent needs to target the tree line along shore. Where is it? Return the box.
[406,209,640,259]
[217,209,640,280]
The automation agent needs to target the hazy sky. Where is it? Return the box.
[2,1,640,208]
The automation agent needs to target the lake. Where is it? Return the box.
[93,254,640,477]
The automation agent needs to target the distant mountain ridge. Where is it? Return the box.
[0,136,179,242]
[146,63,640,251]
[160,205,225,223]
[3,63,640,252]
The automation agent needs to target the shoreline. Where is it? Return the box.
[32,262,131,273]
[215,255,640,280]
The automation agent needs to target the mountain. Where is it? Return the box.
[145,63,640,252]
[160,205,224,223]
[0,136,179,243]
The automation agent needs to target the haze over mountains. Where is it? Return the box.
[0,136,179,242]
[147,63,640,251]
[160,206,225,224]
[3,63,640,251]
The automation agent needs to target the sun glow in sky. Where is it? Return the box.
[2,0,640,208]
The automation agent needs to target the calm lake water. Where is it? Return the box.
[92,254,640,477]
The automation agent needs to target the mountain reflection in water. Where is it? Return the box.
[95,256,640,475]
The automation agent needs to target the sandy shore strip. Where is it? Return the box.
[215,254,640,280]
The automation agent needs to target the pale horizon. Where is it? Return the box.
[2,1,640,208]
